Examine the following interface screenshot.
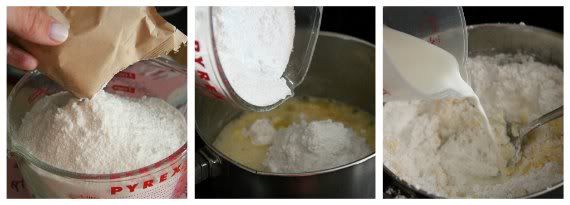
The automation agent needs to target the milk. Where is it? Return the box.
[384,25,495,140]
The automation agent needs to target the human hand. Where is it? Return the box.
[7,7,69,70]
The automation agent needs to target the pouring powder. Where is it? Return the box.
[384,54,563,198]
[212,7,295,106]
[247,118,372,173]
[15,91,186,174]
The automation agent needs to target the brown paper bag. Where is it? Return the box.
[16,7,187,98]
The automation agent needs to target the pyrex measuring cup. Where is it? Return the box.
[195,6,322,111]
[7,58,187,198]
[383,7,469,101]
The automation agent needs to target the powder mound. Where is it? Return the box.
[245,119,276,145]
[249,118,371,173]
[212,7,295,106]
[384,53,563,198]
[15,91,186,174]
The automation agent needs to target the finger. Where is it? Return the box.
[7,7,69,45]
[7,43,38,70]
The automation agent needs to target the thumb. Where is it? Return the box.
[7,7,69,45]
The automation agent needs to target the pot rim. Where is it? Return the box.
[196,31,376,177]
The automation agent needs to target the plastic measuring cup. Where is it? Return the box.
[7,58,187,198]
[383,7,469,101]
[195,6,322,111]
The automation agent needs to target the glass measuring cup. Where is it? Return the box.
[383,7,469,101]
[7,58,187,198]
[195,6,322,111]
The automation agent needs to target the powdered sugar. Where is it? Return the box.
[245,118,276,145]
[384,54,563,198]
[248,118,371,173]
[15,91,186,174]
[212,7,295,106]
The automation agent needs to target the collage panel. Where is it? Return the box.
[383,6,563,199]
[7,6,188,198]
[195,6,376,198]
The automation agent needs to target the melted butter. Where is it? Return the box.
[213,97,375,172]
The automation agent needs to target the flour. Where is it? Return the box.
[15,91,186,174]
[384,54,563,198]
[212,7,295,106]
[248,118,371,173]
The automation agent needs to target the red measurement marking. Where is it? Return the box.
[195,40,200,52]
[428,36,441,45]
[197,70,210,81]
[195,56,205,67]
[115,71,136,79]
[125,170,135,177]
[160,172,168,183]
[201,83,225,100]
[111,85,135,93]
[173,163,187,198]
[195,40,225,100]
[138,167,148,175]
[109,163,184,195]
[143,180,154,189]
[110,186,123,195]
[109,173,122,180]
[171,164,182,176]
[126,184,138,192]
[424,15,441,45]
[28,88,48,103]
[195,41,205,68]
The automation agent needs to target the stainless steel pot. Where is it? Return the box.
[196,32,376,198]
[384,24,563,198]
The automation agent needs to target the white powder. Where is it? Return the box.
[248,118,371,173]
[15,91,186,174]
[384,54,563,198]
[244,118,276,145]
[212,7,295,106]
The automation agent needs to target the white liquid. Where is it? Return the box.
[384,26,495,141]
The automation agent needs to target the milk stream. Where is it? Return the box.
[384,25,495,141]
